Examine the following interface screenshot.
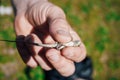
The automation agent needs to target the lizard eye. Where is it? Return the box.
[56,43,65,50]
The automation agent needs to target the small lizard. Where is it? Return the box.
[0,39,81,50]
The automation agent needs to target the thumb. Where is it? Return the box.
[47,6,72,43]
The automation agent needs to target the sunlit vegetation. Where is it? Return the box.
[0,0,120,80]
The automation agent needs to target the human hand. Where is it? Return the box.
[14,1,86,77]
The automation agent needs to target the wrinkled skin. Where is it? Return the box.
[14,1,86,77]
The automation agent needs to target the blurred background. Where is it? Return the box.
[0,0,120,80]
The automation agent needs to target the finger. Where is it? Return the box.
[47,6,72,43]
[34,28,55,44]
[62,30,86,62]
[14,13,33,36]
[46,49,75,77]
[16,36,37,68]
[15,14,38,67]
[25,34,52,70]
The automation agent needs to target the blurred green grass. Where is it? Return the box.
[0,0,120,80]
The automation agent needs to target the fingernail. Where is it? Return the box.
[48,53,60,62]
[57,30,70,37]
[56,30,71,42]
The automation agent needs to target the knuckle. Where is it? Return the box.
[46,49,60,63]
[74,55,82,63]
[81,44,87,60]
[15,14,24,25]
[75,46,87,62]
[27,64,37,68]
[43,68,51,71]
[75,57,83,62]
[62,47,74,57]
[60,64,75,77]
[26,61,37,68]
[40,65,52,71]
[53,59,75,77]
[50,5,66,18]
[81,49,87,61]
